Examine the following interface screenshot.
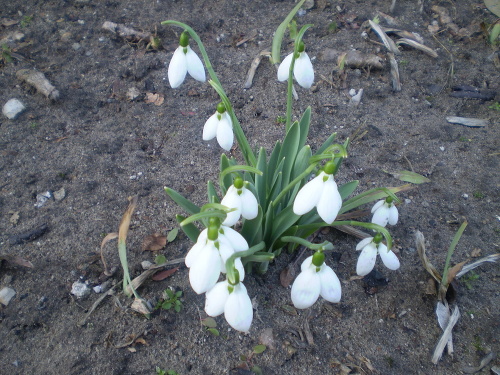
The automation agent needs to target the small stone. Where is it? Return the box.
[53,187,66,201]
[2,99,26,119]
[35,191,52,208]
[72,43,81,50]
[462,193,469,199]
[71,280,90,298]
[141,260,153,270]
[0,287,16,305]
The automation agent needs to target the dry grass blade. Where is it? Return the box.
[432,305,460,364]
[124,258,184,296]
[388,53,401,92]
[334,225,372,239]
[78,284,118,327]
[0,254,33,268]
[102,21,151,41]
[16,69,60,101]
[396,38,438,58]
[415,231,442,283]
[243,49,271,89]
[369,20,401,55]
[456,253,500,278]
[100,232,118,275]
[382,27,424,43]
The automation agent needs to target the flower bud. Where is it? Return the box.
[179,31,189,47]
[312,251,325,267]
[233,177,244,189]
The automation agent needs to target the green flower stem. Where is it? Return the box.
[161,20,257,167]
[244,252,276,263]
[219,164,263,190]
[226,241,266,284]
[341,186,404,213]
[285,24,313,132]
[281,236,333,251]
[272,162,317,208]
[180,203,232,227]
[442,221,467,288]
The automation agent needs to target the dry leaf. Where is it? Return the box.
[280,265,296,288]
[141,233,167,251]
[152,266,179,281]
[145,92,164,106]
[9,211,20,225]
[445,260,468,286]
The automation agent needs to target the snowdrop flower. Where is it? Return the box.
[185,221,246,294]
[371,197,398,227]
[291,252,341,309]
[168,31,206,88]
[277,41,314,89]
[293,162,342,224]
[221,177,258,226]
[356,234,400,276]
[203,103,234,151]
[205,273,253,333]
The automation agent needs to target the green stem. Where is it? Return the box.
[226,241,266,284]
[161,21,257,167]
[272,162,318,207]
[281,236,333,251]
[442,221,467,287]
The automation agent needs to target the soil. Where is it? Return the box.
[0,0,499,374]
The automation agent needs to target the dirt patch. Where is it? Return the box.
[0,0,499,374]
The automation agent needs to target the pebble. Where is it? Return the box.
[0,287,16,306]
[2,99,26,119]
[71,280,90,298]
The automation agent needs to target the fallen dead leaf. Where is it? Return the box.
[152,266,179,281]
[141,233,167,251]
[9,211,19,225]
[144,92,164,106]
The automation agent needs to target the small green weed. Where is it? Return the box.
[201,317,220,336]
[238,345,267,375]
[157,289,183,312]
[155,367,178,375]
[1,44,13,65]
[328,21,338,33]
[472,336,485,352]
[20,15,33,28]
[473,191,485,199]
[462,270,480,290]
[275,115,286,124]
[488,102,500,111]
[399,59,409,66]
[458,136,471,142]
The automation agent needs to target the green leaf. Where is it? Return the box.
[207,328,220,336]
[271,205,300,246]
[341,185,409,213]
[167,228,178,243]
[155,254,167,264]
[251,366,263,375]
[202,317,217,328]
[174,304,181,313]
[165,188,200,215]
[271,0,307,64]
[253,344,267,354]
[219,154,234,193]
[175,291,183,297]
[241,206,263,247]
[207,181,220,204]
[255,147,267,207]
[267,141,282,188]
[297,107,311,150]
[383,170,431,184]
[162,302,172,310]
[338,180,359,200]
[176,215,200,242]
[279,120,300,186]
[291,145,312,181]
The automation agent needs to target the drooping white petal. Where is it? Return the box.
[378,243,400,271]
[316,175,342,224]
[293,173,324,216]
[388,205,399,226]
[291,267,321,309]
[356,243,377,276]
[185,229,208,268]
[277,53,294,82]
[224,283,253,333]
[300,255,314,272]
[371,204,390,227]
[240,188,258,220]
[168,47,188,88]
[202,113,219,141]
[293,52,314,89]
[189,241,221,294]
[185,46,206,82]
[205,280,229,317]
[221,186,242,226]
[318,265,342,303]
[356,237,373,251]
[220,226,249,252]
[216,114,234,151]
[371,200,385,213]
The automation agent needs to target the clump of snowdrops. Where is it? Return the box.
[161,0,405,332]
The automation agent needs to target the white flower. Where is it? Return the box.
[205,280,253,333]
[202,111,233,151]
[168,45,206,88]
[277,51,314,89]
[221,184,259,226]
[371,199,399,227]
[291,255,341,309]
[185,227,247,294]
[356,237,400,276]
[293,171,342,224]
